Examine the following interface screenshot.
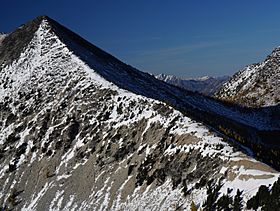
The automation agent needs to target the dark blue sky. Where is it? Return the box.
[2,1,280,77]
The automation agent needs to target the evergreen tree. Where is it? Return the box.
[263,177,280,210]
[247,189,261,210]
[247,185,271,210]
[247,178,280,210]
[233,189,243,211]
[216,188,233,211]
[258,185,270,206]
[271,177,280,206]
[203,179,222,211]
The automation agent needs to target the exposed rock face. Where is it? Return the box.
[0,16,279,210]
[215,48,280,107]
[156,74,229,96]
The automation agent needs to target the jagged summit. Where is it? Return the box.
[0,15,161,97]
[0,15,98,67]
[0,16,48,67]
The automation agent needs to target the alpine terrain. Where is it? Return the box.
[0,16,280,210]
[215,47,280,107]
[0,33,7,46]
[156,74,229,96]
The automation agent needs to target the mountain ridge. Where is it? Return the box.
[41,18,279,130]
[215,47,280,107]
[0,16,279,210]
[1,16,280,163]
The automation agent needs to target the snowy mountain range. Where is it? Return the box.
[156,74,229,96]
[0,16,279,210]
[215,48,280,107]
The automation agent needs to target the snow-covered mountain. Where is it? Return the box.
[215,48,280,107]
[156,74,229,96]
[0,16,279,210]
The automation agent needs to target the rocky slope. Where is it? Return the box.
[0,33,7,46]
[215,48,280,107]
[0,16,279,210]
[156,74,229,96]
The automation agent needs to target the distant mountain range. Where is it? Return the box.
[156,49,280,108]
[215,48,280,107]
[156,74,229,96]
[0,16,279,210]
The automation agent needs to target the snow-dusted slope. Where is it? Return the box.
[216,48,280,107]
[156,73,229,96]
[39,18,279,132]
[0,16,279,210]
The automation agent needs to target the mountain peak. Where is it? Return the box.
[28,15,53,25]
[267,46,280,60]
[36,15,50,20]
[0,15,52,68]
[1,16,280,210]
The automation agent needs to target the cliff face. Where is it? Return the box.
[0,16,279,210]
